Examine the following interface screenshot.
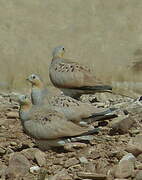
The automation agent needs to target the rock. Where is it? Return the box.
[129,129,140,136]
[137,154,142,163]
[84,162,96,172]
[29,166,40,174]
[78,156,88,164]
[114,153,136,178]
[126,134,142,156]
[64,142,87,151]
[10,141,17,146]
[35,150,46,167]
[114,179,129,180]
[64,157,79,168]
[136,170,142,180]
[77,172,107,179]
[108,150,127,160]
[0,162,7,179]
[136,164,142,170]
[48,169,72,180]
[6,147,14,154]
[0,147,5,155]
[109,115,134,134]
[6,152,30,178]
[6,111,19,118]
[21,148,37,160]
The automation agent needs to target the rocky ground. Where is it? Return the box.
[0,92,142,180]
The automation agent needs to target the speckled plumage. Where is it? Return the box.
[26,74,115,124]
[49,46,112,98]
[18,95,97,149]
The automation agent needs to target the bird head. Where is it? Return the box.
[26,74,43,87]
[18,95,31,106]
[52,46,65,58]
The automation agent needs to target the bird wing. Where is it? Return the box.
[49,59,101,88]
[24,109,88,140]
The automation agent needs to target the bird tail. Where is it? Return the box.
[91,108,117,117]
[70,128,100,142]
[84,108,118,122]
[74,85,112,91]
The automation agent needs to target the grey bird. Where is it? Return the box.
[49,46,112,99]
[26,74,117,125]
[18,95,100,150]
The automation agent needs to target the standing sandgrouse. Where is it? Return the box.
[49,46,112,99]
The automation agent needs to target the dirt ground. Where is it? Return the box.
[0,92,142,180]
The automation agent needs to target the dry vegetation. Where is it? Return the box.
[0,0,142,97]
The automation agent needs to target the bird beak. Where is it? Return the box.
[25,78,31,83]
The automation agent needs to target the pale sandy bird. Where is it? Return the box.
[26,74,117,125]
[18,95,99,150]
[49,46,112,99]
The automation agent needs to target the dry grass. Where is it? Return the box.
[0,0,142,98]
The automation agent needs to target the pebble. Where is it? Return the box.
[48,169,72,180]
[64,142,87,151]
[21,148,37,160]
[135,170,142,180]
[78,156,88,164]
[114,153,136,178]
[6,111,19,118]
[77,172,107,179]
[64,157,79,168]
[126,134,142,156]
[6,152,30,178]
[35,150,46,166]
[29,165,40,174]
[0,147,5,155]
[137,154,142,163]
[10,141,17,146]
[109,115,134,134]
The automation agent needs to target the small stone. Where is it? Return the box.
[64,142,87,151]
[114,179,129,180]
[126,134,142,156]
[29,166,40,174]
[137,154,142,163]
[114,153,136,178]
[109,115,134,134]
[136,170,142,180]
[77,172,107,179]
[0,147,5,155]
[6,147,14,154]
[6,111,19,118]
[10,141,17,146]
[64,157,79,168]
[84,162,96,172]
[129,129,140,135]
[21,148,37,160]
[6,152,30,178]
[35,150,46,166]
[0,162,7,178]
[79,157,88,164]
[48,171,72,180]
[54,158,64,165]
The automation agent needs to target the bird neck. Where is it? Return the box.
[19,103,32,122]
[31,87,44,105]
[51,57,64,65]
[20,103,32,112]
[32,81,44,89]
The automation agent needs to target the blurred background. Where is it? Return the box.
[0,0,142,97]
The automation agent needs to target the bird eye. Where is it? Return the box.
[62,47,65,51]
[32,76,36,79]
